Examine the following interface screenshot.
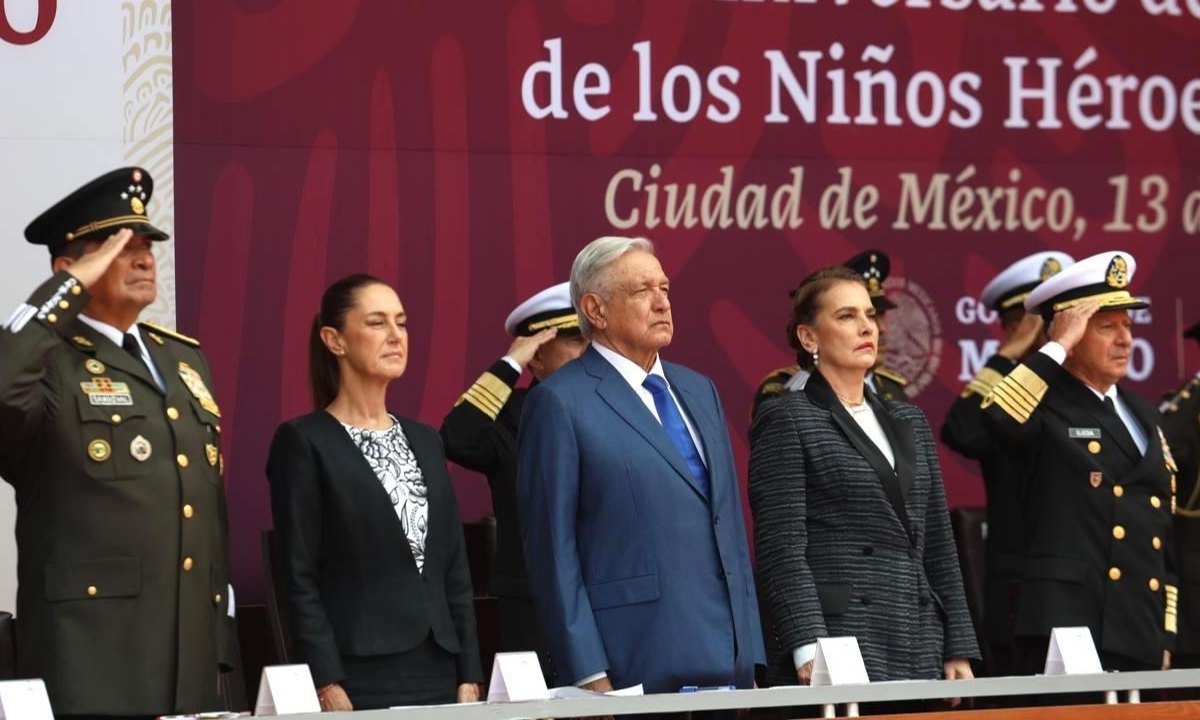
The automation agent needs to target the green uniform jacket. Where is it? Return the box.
[0,271,235,715]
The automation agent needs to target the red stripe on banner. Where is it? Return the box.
[199,162,254,454]
[280,130,339,422]
[368,68,402,287]
[506,1,555,297]
[419,36,470,424]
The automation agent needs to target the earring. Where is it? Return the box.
[812,347,820,367]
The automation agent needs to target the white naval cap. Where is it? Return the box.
[1024,250,1147,318]
[503,281,579,337]
[980,251,1075,312]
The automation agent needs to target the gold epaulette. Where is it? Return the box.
[962,366,1006,398]
[980,364,1047,424]
[759,382,785,398]
[874,367,908,386]
[1159,376,1198,414]
[139,321,200,347]
[455,371,513,420]
[1166,584,1179,634]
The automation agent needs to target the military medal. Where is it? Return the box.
[87,439,111,462]
[1089,471,1103,488]
[129,435,152,462]
[205,443,219,467]
[85,358,106,375]
[178,362,221,417]
[80,378,133,406]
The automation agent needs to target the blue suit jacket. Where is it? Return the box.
[517,345,765,692]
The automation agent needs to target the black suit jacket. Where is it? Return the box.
[982,352,1178,667]
[267,411,483,687]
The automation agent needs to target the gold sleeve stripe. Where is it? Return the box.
[457,372,513,420]
[963,367,1006,398]
[1166,584,1179,634]
[982,364,1047,424]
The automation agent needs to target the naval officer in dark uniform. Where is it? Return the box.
[0,168,236,716]
[752,250,907,423]
[981,250,1177,672]
[439,282,586,677]
[1161,320,1200,669]
[941,250,1073,676]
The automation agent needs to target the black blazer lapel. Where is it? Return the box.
[1058,373,1141,464]
[668,369,721,505]
[78,323,162,394]
[1120,392,1168,486]
[870,391,916,500]
[806,371,913,539]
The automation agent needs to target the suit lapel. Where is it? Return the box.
[76,322,162,394]
[583,348,706,501]
[1059,374,1141,463]
[870,392,916,500]
[1120,391,1166,485]
[806,371,913,539]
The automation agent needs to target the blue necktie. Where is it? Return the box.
[643,374,710,498]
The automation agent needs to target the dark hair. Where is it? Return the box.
[309,273,387,409]
[786,266,868,370]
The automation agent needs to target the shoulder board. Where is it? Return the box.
[139,321,201,348]
[874,367,908,386]
[758,365,800,387]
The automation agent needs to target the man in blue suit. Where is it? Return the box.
[517,236,765,694]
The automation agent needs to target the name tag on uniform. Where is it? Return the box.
[1068,427,1101,439]
[79,378,133,406]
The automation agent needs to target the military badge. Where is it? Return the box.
[85,358,106,375]
[178,362,221,417]
[205,443,219,467]
[1089,471,1103,488]
[130,196,144,215]
[1040,258,1062,280]
[1105,255,1129,288]
[88,439,111,462]
[80,378,133,406]
[72,335,94,348]
[130,435,152,462]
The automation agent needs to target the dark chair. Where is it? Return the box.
[260,529,292,665]
[949,506,990,671]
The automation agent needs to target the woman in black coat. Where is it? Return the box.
[749,266,979,692]
[267,274,483,710]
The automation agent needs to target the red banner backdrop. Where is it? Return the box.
[172,0,1200,600]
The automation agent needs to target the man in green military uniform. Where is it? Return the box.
[752,249,907,422]
[0,168,236,716]
[981,250,1177,672]
[1161,320,1200,670]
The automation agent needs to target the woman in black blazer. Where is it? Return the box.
[749,266,979,694]
[267,274,482,710]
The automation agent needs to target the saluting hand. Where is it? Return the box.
[506,327,559,368]
[997,313,1045,361]
[1047,300,1102,354]
[63,228,135,289]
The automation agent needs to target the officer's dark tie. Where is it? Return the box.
[122,333,149,371]
[642,374,710,498]
[1102,395,1141,455]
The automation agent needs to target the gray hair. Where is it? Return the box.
[570,236,655,338]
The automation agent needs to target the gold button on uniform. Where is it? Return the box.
[1150,578,1161,592]
[1109,567,1122,581]
[1112,525,1126,540]
[1087,440,1101,454]
[1151,496,1162,509]
[111,414,121,424]
[87,585,98,597]
[58,300,69,310]
[46,313,57,324]
[1153,536,1162,550]
[214,594,222,605]
[177,453,189,468]
[71,285,82,296]
[182,557,194,571]
[88,439,111,462]
[1113,485,1124,497]
[167,407,180,420]
[183,504,194,519]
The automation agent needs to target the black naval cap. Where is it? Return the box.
[843,249,898,312]
[24,166,169,257]
[1185,320,1200,344]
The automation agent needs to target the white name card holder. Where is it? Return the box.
[254,664,321,716]
[0,680,54,720]
[810,636,870,717]
[486,651,550,703]
[1043,626,1122,704]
